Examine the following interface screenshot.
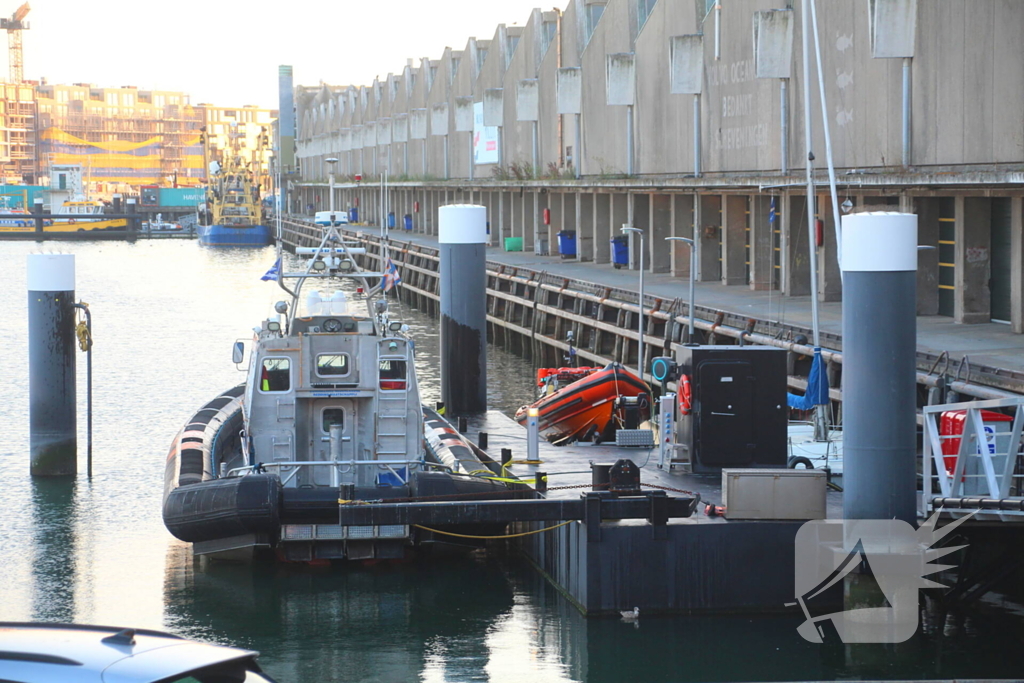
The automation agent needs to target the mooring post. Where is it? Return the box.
[28,254,77,476]
[841,212,918,524]
[33,197,44,236]
[126,197,138,235]
[439,204,487,415]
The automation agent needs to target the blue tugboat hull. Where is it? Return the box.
[198,224,272,246]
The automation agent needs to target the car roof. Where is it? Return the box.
[0,622,260,683]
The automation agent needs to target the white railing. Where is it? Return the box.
[921,397,1024,518]
[227,458,421,487]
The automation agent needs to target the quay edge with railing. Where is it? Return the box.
[278,217,1024,404]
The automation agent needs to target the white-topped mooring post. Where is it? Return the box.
[28,254,77,476]
[439,205,488,415]
[841,212,918,524]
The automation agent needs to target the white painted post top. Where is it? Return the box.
[841,212,918,272]
[27,253,75,291]
[439,205,487,244]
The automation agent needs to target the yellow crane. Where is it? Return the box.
[1,2,30,83]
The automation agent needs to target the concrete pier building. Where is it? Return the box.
[293,0,1024,335]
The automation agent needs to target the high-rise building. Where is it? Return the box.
[0,81,36,183]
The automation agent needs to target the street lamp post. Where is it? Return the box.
[666,236,696,343]
[621,225,646,377]
[326,157,338,225]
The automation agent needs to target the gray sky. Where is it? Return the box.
[19,0,560,109]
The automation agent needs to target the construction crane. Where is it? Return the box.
[1,2,30,83]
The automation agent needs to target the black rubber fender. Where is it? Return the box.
[163,474,282,543]
[787,456,814,469]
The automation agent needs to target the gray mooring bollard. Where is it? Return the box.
[28,254,77,476]
[841,212,918,524]
[439,204,487,415]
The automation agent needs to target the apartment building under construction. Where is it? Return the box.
[0,81,36,183]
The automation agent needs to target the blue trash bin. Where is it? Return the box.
[388,212,396,229]
[558,230,577,258]
[611,235,629,269]
[404,214,413,231]
[349,207,359,224]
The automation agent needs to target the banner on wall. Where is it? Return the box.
[473,101,500,165]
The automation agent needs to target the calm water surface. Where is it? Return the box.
[2,240,1023,682]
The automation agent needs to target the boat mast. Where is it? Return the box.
[801,0,827,441]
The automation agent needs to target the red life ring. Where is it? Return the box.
[678,375,693,416]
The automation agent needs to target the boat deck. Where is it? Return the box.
[465,410,845,523]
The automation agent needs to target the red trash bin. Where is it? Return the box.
[940,409,1013,475]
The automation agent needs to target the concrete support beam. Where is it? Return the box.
[631,194,650,271]
[914,197,941,315]
[651,194,671,273]
[609,193,628,266]
[698,194,722,282]
[818,194,842,302]
[750,195,774,291]
[532,191,547,254]
[577,192,593,262]
[784,195,811,296]
[524,192,537,252]
[547,193,562,256]
[596,193,613,264]
[955,196,991,324]
[671,195,696,279]
[499,191,512,245]
[1012,197,1024,334]
[722,194,748,286]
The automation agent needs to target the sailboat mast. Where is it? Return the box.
[801,0,821,348]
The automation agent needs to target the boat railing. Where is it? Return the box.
[920,396,1024,520]
[227,458,422,487]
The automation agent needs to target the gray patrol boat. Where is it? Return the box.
[163,223,516,561]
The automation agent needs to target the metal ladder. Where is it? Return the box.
[375,340,412,468]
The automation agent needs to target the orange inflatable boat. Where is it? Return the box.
[515,362,651,444]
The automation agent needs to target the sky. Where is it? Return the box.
[16,0,563,110]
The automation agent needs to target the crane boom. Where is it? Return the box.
[1,2,30,82]
[12,3,29,23]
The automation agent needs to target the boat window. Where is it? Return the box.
[379,359,407,391]
[316,353,350,376]
[260,357,290,392]
[322,408,344,432]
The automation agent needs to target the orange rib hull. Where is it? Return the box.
[515,363,650,444]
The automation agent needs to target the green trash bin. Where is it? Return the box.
[504,237,524,252]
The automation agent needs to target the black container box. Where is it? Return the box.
[674,345,788,474]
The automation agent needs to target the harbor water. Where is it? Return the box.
[2,240,1024,682]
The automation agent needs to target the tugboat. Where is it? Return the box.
[197,124,272,246]
[163,224,515,561]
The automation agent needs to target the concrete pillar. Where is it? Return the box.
[532,191,547,254]
[602,193,626,266]
[439,205,488,415]
[671,195,696,279]
[651,194,671,273]
[955,197,992,324]
[750,195,775,291]
[577,192,593,262]
[560,193,576,259]
[698,194,721,282]
[914,197,940,316]
[1012,197,1023,334]
[500,191,512,245]
[818,194,842,302]
[784,195,811,296]
[842,212,918,525]
[596,193,614,264]
[631,194,650,270]
[722,195,748,286]
[544,193,559,256]
[28,254,77,476]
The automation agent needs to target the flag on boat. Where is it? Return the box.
[260,257,281,281]
[382,256,402,292]
[787,347,829,410]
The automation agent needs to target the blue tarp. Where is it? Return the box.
[787,347,829,409]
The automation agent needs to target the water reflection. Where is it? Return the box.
[163,543,518,682]
[29,478,78,622]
